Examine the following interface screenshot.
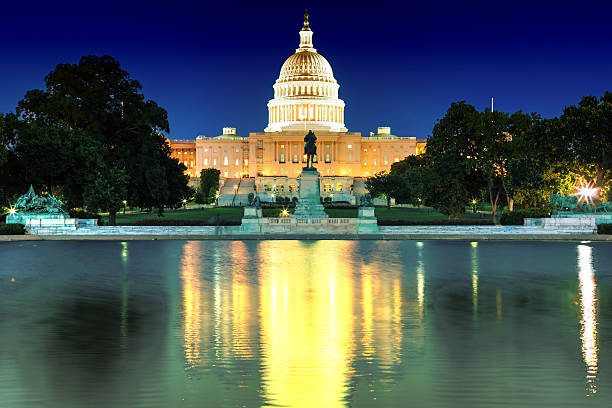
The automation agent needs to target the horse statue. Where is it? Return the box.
[304,130,317,170]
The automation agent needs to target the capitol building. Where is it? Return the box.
[169,12,426,205]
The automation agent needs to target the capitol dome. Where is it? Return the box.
[265,11,347,133]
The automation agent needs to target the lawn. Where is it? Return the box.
[109,206,492,225]
[113,207,244,225]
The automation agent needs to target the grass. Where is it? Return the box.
[113,207,244,225]
[108,206,492,225]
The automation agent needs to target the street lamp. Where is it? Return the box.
[182,199,187,208]
[122,200,127,214]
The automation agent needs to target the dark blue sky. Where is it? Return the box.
[1,0,611,139]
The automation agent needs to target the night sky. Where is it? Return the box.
[1,0,611,139]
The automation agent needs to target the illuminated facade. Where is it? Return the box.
[168,13,426,201]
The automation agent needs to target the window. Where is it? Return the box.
[184,161,187,166]
[224,149,228,153]
[244,159,249,165]
[325,153,331,163]
[348,154,352,163]
[213,158,217,165]
[373,158,377,166]
[384,157,388,165]
[293,145,297,149]
[213,149,217,153]
[336,183,343,192]
[235,172,239,177]
[323,183,332,192]
[190,161,194,167]
[363,148,367,152]
[258,157,263,163]
[204,158,209,165]
[347,144,352,149]
[235,148,239,153]
[394,158,400,163]
[224,156,228,165]
[178,151,182,155]
[289,183,296,192]
[235,159,239,166]
[293,154,298,163]
[264,184,272,191]
[326,145,330,149]
[280,153,285,163]
[373,148,377,152]
[224,171,228,177]
[280,144,285,148]
[363,159,367,165]
[191,151,193,155]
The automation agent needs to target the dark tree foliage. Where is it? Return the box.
[197,168,220,204]
[15,55,188,210]
[84,166,129,226]
[365,171,401,208]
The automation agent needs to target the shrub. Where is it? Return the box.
[500,208,550,225]
[597,223,612,235]
[69,209,102,222]
[0,223,26,235]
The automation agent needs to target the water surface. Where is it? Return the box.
[1,240,611,407]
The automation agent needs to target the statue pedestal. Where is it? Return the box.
[243,206,262,218]
[291,170,328,218]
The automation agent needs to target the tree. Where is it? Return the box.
[16,55,188,211]
[14,123,102,204]
[84,166,128,226]
[197,168,220,204]
[559,92,611,198]
[0,114,6,169]
[425,102,483,219]
[365,171,400,208]
[389,154,429,206]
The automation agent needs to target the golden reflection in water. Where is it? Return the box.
[258,241,356,407]
[180,241,203,369]
[229,241,255,359]
[470,242,478,316]
[577,245,598,396]
[496,290,502,320]
[256,241,406,407]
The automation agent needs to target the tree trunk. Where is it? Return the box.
[109,210,117,226]
[387,196,391,209]
[488,179,497,225]
[500,171,513,212]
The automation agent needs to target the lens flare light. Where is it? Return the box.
[574,181,599,203]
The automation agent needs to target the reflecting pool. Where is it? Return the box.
[1,240,611,407]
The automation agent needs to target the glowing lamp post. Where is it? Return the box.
[122,200,127,214]
[182,199,187,208]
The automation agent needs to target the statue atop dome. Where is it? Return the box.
[303,9,310,30]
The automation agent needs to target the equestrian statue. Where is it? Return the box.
[304,130,317,170]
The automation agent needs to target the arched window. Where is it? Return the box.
[336,183,343,192]
[289,183,296,192]
[280,153,285,163]
[224,156,228,166]
[325,153,331,163]
[293,154,298,163]
[324,183,332,192]
[235,159,239,166]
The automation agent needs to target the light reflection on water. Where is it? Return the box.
[0,240,610,407]
[577,244,599,396]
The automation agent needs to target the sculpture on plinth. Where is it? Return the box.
[13,185,66,214]
[359,194,374,207]
[303,130,317,170]
[247,192,261,208]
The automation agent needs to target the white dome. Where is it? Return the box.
[265,12,347,133]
